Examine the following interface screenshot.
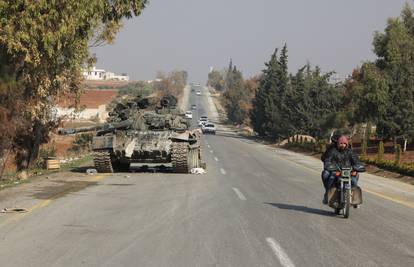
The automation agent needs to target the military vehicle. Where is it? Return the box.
[59,95,203,173]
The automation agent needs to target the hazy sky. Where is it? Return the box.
[92,0,409,83]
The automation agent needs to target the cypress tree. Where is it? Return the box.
[223,60,248,124]
[251,49,280,136]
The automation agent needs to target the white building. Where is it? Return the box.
[82,66,129,81]
[104,71,130,81]
[83,66,106,80]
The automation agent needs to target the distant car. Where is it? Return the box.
[198,117,208,126]
[191,104,197,110]
[202,123,216,134]
[196,90,202,95]
[185,111,193,119]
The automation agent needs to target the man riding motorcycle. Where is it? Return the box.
[320,133,341,201]
[322,135,365,205]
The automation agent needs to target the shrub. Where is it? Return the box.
[377,141,384,161]
[69,133,93,153]
[361,157,414,177]
[361,137,367,156]
[395,144,402,165]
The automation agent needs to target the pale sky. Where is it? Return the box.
[92,0,409,83]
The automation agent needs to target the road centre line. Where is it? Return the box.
[232,187,247,200]
[220,168,226,175]
[266,237,295,267]
[214,157,219,162]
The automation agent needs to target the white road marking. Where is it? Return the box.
[214,157,219,162]
[210,150,214,153]
[232,187,247,200]
[220,168,226,175]
[207,144,210,148]
[266,238,295,267]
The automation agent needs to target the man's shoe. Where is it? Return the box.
[322,193,328,205]
[353,205,360,209]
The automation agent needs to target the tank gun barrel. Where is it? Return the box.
[58,125,104,135]
[59,120,133,135]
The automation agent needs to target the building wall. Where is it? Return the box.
[82,67,129,81]
[55,105,108,122]
[82,67,106,80]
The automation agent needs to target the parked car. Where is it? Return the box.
[196,90,202,95]
[202,123,216,134]
[185,111,193,119]
[191,104,197,110]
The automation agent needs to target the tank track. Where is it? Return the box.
[171,142,189,173]
[93,150,114,173]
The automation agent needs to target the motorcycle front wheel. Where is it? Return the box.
[343,189,351,218]
[335,208,341,215]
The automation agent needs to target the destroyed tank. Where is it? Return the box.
[59,95,203,173]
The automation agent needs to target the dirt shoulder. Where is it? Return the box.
[0,156,102,213]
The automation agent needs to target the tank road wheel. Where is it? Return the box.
[171,142,189,173]
[93,151,114,173]
[188,148,200,170]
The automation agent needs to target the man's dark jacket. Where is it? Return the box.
[324,147,363,170]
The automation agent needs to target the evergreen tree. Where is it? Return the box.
[291,64,340,138]
[207,70,225,91]
[349,63,389,126]
[373,3,414,142]
[223,61,248,124]
[251,49,280,136]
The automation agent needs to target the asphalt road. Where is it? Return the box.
[0,87,413,267]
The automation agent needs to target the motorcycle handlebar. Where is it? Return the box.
[326,163,366,173]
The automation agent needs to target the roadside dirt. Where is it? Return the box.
[0,159,99,210]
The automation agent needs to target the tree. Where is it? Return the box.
[222,61,248,124]
[118,81,154,97]
[0,0,148,169]
[289,64,340,139]
[207,70,225,91]
[251,44,291,139]
[0,47,27,176]
[154,70,188,98]
[345,62,389,142]
[242,75,261,126]
[373,3,414,144]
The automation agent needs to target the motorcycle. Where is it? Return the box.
[326,164,365,218]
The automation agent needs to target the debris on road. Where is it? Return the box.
[191,168,206,174]
[17,171,28,180]
[1,207,28,213]
[124,175,131,178]
[86,168,98,175]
